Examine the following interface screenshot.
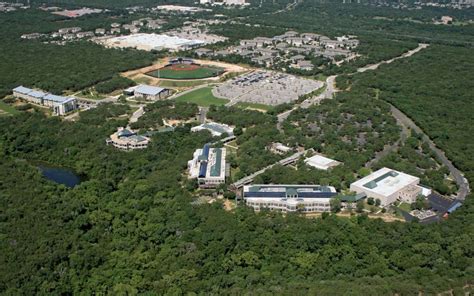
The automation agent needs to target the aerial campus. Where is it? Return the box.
[1,0,474,293]
[3,2,469,226]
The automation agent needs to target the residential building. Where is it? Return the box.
[188,144,227,188]
[304,154,341,170]
[95,28,106,35]
[350,167,422,206]
[243,184,338,213]
[293,60,314,71]
[191,122,234,137]
[12,86,77,115]
[106,127,150,150]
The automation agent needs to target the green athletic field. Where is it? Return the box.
[146,65,224,80]
[175,87,229,107]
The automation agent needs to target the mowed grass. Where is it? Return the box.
[175,87,228,107]
[234,102,273,112]
[147,66,223,80]
[158,79,211,88]
[0,100,20,116]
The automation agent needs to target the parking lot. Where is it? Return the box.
[213,71,323,106]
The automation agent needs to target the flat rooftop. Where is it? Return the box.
[304,154,340,170]
[101,33,205,51]
[351,167,419,197]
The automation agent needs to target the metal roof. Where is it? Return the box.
[13,86,32,94]
[135,84,165,96]
[43,94,69,103]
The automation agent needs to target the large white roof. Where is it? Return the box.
[304,154,340,170]
[351,167,419,198]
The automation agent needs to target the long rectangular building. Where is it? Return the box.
[12,86,77,115]
[188,144,226,188]
[243,184,337,213]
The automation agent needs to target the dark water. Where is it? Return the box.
[38,165,82,188]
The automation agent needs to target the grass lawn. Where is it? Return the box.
[398,202,412,212]
[175,87,228,107]
[0,101,20,115]
[158,79,211,88]
[147,66,224,80]
[234,102,273,112]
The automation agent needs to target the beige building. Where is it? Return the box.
[350,167,422,206]
[106,128,150,150]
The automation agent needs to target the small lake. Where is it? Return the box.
[38,165,82,188]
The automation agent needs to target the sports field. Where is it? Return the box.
[175,87,229,107]
[147,64,224,80]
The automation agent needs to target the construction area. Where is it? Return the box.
[213,71,323,106]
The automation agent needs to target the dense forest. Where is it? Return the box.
[0,10,155,98]
[1,1,474,294]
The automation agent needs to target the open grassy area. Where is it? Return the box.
[234,102,273,112]
[147,65,224,80]
[398,202,412,212]
[175,87,229,107]
[0,100,20,116]
[158,79,212,88]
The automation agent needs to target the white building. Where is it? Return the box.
[106,127,150,150]
[133,85,170,100]
[188,144,226,188]
[12,86,77,116]
[350,167,422,206]
[191,122,234,137]
[243,184,338,213]
[304,154,341,170]
[268,142,292,155]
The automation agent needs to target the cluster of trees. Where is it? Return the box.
[0,10,155,98]
[130,101,199,130]
[345,45,474,187]
[94,76,135,94]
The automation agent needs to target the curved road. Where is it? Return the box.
[276,43,470,200]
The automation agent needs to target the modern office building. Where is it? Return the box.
[12,86,77,115]
[304,154,341,170]
[106,127,150,150]
[191,122,234,137]
[243,184,338,213]
[188,144,226,188]
[350,167,422,206]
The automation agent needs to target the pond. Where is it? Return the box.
[38,165,82,188]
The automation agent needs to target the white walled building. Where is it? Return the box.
[243,184,338,213]
[350,167,422,206]
[188,144,226,188]
[304,154,341,170]
[133,85,170,100]
[106,128,150,150]
[191,122,234,137]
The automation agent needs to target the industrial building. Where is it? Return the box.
[127,84,171,100]
[243,184,338,213]
[188,144,226,188]
[106,127,150,150]
[98,33,205,52]
[12,86,77,115]
[350,167,422,206]
[304,154,341,170]
[191,122,234,137]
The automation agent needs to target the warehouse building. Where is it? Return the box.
[243,184,338,213]
[350,167,422,206]
[188,144,226,188]
[191,122,234,137]
[304,154,341,170]
[106,127,150,150]
[12,86,77,115]
[127,84,171,100]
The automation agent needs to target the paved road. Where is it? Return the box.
[129,106,145,124]
[232,150,309,189]
[390,105,470,200]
